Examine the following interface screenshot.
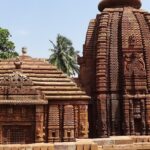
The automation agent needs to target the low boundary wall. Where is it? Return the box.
[1,136,150,150]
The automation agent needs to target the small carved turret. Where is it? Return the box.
[98,0,142,11]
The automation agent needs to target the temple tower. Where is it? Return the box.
[79,0,150,137]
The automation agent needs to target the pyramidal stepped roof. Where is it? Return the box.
[0,52,89,103]
[98,0,142,11]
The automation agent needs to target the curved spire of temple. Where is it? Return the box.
[98,0,142,12]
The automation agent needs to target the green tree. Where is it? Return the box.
[0,27,18,59]
[49,34,79,76]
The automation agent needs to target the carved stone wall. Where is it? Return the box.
[79,3,150,137]
[48,104,88,142]
[0,105,35,144]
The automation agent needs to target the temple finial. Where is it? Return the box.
[22,47,28,55]
[98,0,142,12]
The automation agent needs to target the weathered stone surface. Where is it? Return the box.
[54,142,76,150]
[3,147,11,150]
[33,146,40,150]
[0,49,89,143]
[25,146,33,150]
[76,144,84,150]
[91,144,98,150]
[18,146,26,150]
[79,0,150,138]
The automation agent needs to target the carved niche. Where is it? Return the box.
[123,52,146,75]
[128,34,136,47]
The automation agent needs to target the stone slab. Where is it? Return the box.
[48,144,54,150]
[11,146,19,150]
[91,144,98,150]
[18,146,26,150]
[33,146,40,150]
[25,146,33,150]
[76,144,84,150]
[54,142,76,150]
[3,147,11,150]
[83,144,91,150]
[93,139,115,146]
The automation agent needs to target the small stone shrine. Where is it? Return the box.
[0,48,89,144]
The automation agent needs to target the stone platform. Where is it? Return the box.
[92,136,150,150]
[1,136,150,150]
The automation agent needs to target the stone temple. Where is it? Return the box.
[1,0,150,145]
[0,48,89,144]
[79,0,150,138]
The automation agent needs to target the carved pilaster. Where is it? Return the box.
[145,97,150,134]
[74,105,79,138]
[63,105,75,142]
[35,105,45,143]
[0,126,2,144]
[141,100,146,134]
[78,105,88,138]
[48,105,60,142]
[123,97,130,135]
[59,105,64,142]
[129,100,134,135]
[97,94,108,137]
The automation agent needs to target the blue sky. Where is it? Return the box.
[0,0,150,58]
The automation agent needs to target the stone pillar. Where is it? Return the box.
[35,105,45,143]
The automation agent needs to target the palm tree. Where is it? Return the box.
[49,34,79,76]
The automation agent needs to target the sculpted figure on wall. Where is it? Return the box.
[123,52,145,75]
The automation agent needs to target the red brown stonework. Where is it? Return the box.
[79,0,150,138]
[0,50,89,144]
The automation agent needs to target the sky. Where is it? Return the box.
[0,0,150,58]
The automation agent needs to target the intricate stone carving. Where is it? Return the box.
[123,53,145,75]
[128,35,136,47]
[80,1,150,137]
[0,71,32,87]
[14,57,22,69]
[0,72,39,95]
[35,106,45,143]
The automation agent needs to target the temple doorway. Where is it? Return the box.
[2,125,34,144]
